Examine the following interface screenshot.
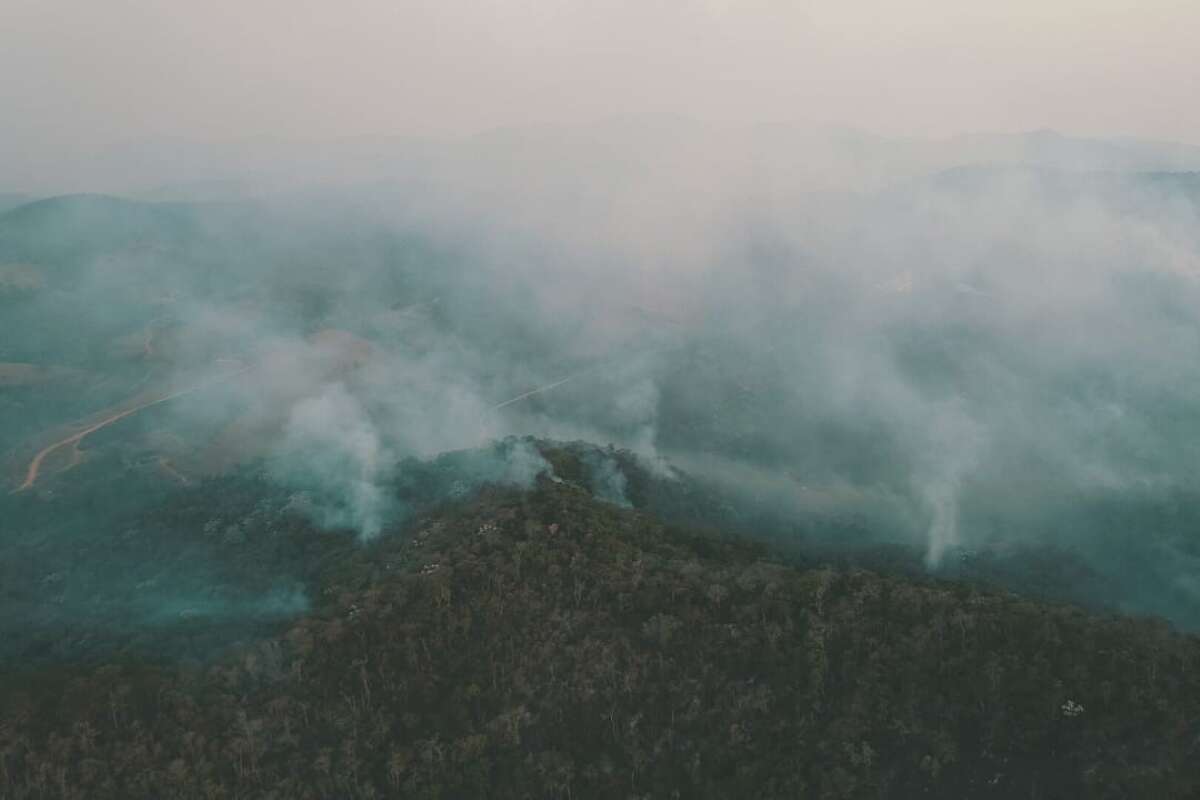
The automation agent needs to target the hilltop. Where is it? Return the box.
[2,453,1199,799]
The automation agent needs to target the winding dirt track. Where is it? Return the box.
[13,367,247,493]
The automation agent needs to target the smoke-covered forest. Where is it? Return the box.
[2,127,1200,796]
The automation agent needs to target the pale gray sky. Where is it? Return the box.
[2,0,1198,173]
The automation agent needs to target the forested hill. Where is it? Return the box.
[2,472,1199,799]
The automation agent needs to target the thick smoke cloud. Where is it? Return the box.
[198,146,1199,578]
[4,124,1200,628]
[285,136,1199,622]
[273,382,389,539]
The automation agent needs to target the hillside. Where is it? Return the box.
[0,194,35,216]
[9,2,1200,797]
[2,462,1198,799]
[2,152,1200,800]
[0,195,201,267]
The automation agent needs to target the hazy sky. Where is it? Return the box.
[2,0,1199,163]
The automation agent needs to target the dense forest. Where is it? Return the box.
[3,153,1200,799]
[2,445,1199,799]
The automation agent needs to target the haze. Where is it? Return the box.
[8,4,1200,795]
[4,0,1200,632]
[3,0,1200,191]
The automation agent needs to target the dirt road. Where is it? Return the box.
[13,367,247,493]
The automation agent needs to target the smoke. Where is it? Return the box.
[917,416,986,568]
[5,123,1200,626]
[583,451,633,508]
[190,152,1200,598]
[272,382,389,540]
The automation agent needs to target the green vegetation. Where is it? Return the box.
[2,467,1199,798]
[3,167,1200,798]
